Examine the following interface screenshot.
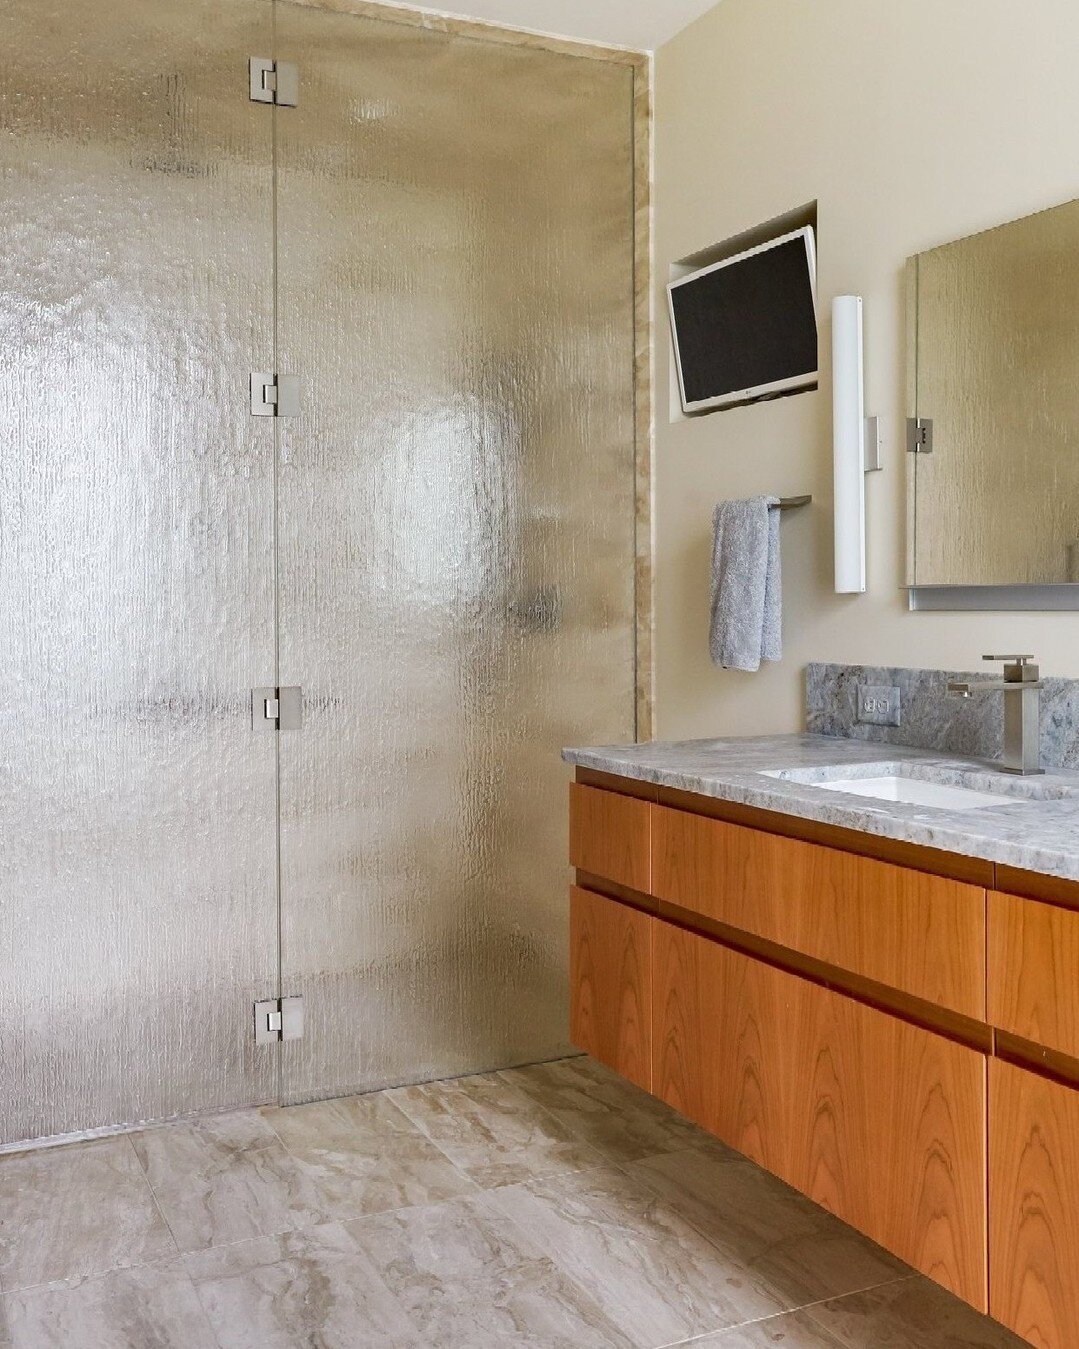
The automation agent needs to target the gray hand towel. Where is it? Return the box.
[709,496,782,672]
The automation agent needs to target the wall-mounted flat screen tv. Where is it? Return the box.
[667,226,818,414]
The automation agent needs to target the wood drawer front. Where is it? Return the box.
[569,783,651,892]
[990,890,1079,1058]
[569,886,651,1092]
[990,1059,1079,1348]
[653,921,988,1309]
[651,804,985,1019]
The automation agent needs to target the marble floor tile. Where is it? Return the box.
[262,1091,476,1218]
[0,1257,216,1349]
[804,1277,1031,1348]
[489,1162,794,1346]
[386,1071,605,1188]
[625,1148,908,1309]
[184,1222,419,1349]
[345,1192,632,1347]
[131,1109,326,1253]
[499,1055,735,1165]
[0,1136,175,1292]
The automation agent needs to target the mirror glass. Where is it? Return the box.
[907,196,1079,589]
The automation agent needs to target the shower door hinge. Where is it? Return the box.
[906,417,934,454]
[249,58,299,107]
[252,686,303,730]
[254,996,304,1045]
[251,372,300,417]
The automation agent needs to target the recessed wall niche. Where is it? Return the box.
[668,201,818,424]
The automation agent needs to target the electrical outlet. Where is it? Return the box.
[857,683,901,727]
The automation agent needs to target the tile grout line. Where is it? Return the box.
[121,1132,188,1272]
[650,1274,921,1348]
[794,1275,924,1347]
[378,1078,518,1185]
[601,1151,926,1341]
[262,1089,488,1203]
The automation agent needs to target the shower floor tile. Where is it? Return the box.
[0,1257,217,1349]
[487,1162,801,1344]
[0,1058,1031,1347]
[0,1135,174,1292]
[385,1069,608,1187]
[261,1090,477,1217]
[130,1110,326,1253]
[623,1146,909,1309]
[182,1222,421,1349]
[498,1054,733,1164]
[341,1192,631,1348]
[682,1276,1028,1346]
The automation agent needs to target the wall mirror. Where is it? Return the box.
[906,195,1079,609]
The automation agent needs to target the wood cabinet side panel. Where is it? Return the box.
[569,886,651,1091]
[990,891,1079,1060]
[569,783,651,892]
[651,804,985,1019]
[990,1059,1079,1349]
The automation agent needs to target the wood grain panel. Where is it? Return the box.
[990,890,1079,1059]
[569,886,652,1091]
[994,865,1079,913]
[575,767,659,802]
[651,804,986,1019]
[656,783,995,885]
[653,921,988,1308]
[568,783,651,892]
[990,1059,1079,1348]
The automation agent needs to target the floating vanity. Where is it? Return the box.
[563,729,1079,1349]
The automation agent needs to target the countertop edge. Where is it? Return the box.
[562,736,1079,886]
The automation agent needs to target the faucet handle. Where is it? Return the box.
[983,654,1039,681]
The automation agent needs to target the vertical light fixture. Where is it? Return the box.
[832,295,880,594]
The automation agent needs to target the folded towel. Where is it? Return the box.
[709,496,782,672]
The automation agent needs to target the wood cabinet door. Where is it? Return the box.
[569,784,651,892]
[990,891,1079,1059]
[652,921,988,1309]
[569,886,652,1091]
[990,1059,1079,1348]
[651,805,986,1018]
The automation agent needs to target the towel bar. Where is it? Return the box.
[771,495,812,511]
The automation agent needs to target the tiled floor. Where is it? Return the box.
[0,1056,1027,1348]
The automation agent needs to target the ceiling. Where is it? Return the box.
[404,0,719,51]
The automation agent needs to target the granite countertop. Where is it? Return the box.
[563,733,1079,883]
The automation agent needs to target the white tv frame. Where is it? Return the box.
[667,225,818,415]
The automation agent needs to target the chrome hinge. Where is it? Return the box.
[252,686,303,731]
[254,996,304,1045]
[906,417,933,454]
[249,58,299,107]
[250,372,300,418]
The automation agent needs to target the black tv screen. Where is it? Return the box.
[668,228,818,413]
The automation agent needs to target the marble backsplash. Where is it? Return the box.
[806,662,1079,771]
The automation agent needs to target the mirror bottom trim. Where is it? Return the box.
[908,585,1079,612]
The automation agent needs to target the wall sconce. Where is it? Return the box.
[832,295,881,594]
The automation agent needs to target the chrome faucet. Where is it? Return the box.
[947,655,1044,775]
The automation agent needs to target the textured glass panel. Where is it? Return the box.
[911,197,1079,585]
[274,8,637,1098]
[0,0,278,1143]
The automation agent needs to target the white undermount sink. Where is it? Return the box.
[760,762,1077,812]
[786,773,1007,811]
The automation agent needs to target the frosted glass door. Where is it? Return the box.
[0,0,279,1143]
[273,7,637,1099]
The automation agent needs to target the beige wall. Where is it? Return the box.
[652,0,1079,741]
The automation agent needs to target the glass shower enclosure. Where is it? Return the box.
[0,0,638,1145]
